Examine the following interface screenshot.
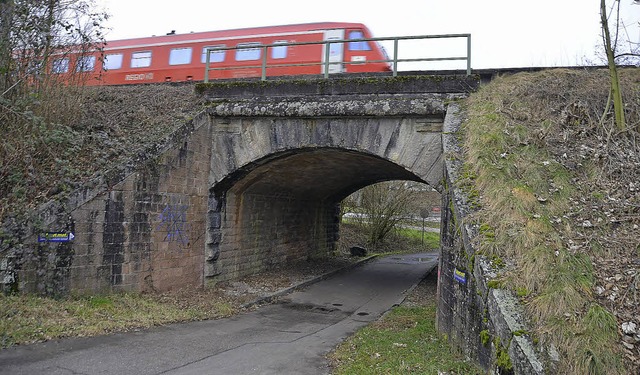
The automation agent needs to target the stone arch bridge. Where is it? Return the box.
[2,74,479,294]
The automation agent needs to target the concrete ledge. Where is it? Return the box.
[206,94,456,118]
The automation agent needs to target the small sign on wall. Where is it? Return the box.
[38,232,75,243]
[454,268,467,284]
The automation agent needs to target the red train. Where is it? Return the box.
[52,22,392,85]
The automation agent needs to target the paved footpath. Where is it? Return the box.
[0,252,438,375]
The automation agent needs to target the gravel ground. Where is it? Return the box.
[215,253,436,310]
[215,255,368,308]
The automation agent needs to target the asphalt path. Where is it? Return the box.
[0,252,438,375]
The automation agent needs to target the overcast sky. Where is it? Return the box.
[96,0,640,69]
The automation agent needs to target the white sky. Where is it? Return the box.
[96,0,640,70]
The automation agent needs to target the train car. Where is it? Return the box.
[50,22,391,85]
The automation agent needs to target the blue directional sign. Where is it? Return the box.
[454,268,467,284]
[38,232,75,243]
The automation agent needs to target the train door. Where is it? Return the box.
[322,29,345,74]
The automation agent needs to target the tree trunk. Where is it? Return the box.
[0,0,15,94]
[600,0,626,130]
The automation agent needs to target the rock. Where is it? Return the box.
[350,245,368,257]
[622,321,637,335]
[622,341,635,350]
[623,335,636,344]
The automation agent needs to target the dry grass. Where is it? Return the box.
[462,68,640,374]
[0,288,236,348]
[0,83,207,223]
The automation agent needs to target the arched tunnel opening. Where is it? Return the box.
[205,147,442,283]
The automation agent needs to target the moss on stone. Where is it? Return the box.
[494,337,513,372]
[480,329,490,346]
[487,279,502,289]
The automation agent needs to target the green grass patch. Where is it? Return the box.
[330,304,483,374]
[0,291,235,348]
[394,227,440,250]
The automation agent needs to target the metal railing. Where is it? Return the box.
[203,33,471,82]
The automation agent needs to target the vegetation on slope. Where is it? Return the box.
[0,289,235,348]
[0,83,207,224]
[461,68,639,374]
[329,272,483,375]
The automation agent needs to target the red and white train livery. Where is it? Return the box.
[53,22,391,85]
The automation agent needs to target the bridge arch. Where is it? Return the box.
[204,104,445,283]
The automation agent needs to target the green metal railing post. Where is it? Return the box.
[204,49,211,83]
[324,41,331,79]
[261,45,268,80]
[393,39,399,77]
[466,34,472,76]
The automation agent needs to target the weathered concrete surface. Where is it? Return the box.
[0,252,438,375]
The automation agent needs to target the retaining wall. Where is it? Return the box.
[438,103,554,374]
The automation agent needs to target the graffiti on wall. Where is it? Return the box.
[157,200,190,245]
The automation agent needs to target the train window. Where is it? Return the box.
[201,45,226,63]
[76,55,95,72]
[131,51,152,68]
[104,53,123,70]
[51,58,69,73]
[235,42,262,61]
[271,41,288,59]
[169,47,192,65]
[348,31,371,51]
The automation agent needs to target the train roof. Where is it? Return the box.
[103,22,370,50]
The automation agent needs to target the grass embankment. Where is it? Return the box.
[461,68,639,374]
[330,272,484,375]
[0,291,235,348]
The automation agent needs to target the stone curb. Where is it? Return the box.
[240,255,379,309]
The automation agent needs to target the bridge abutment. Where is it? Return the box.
[1,75,477,295]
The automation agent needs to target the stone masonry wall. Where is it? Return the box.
[206,192,337,284]
[1,116,212,295]
[437,104,552,374]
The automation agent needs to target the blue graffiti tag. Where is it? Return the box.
[157,203,190,245]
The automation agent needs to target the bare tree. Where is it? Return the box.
[600,0,634,130]
[0,0,107,221]
[344,181,416,248]
[0,0,107,98]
